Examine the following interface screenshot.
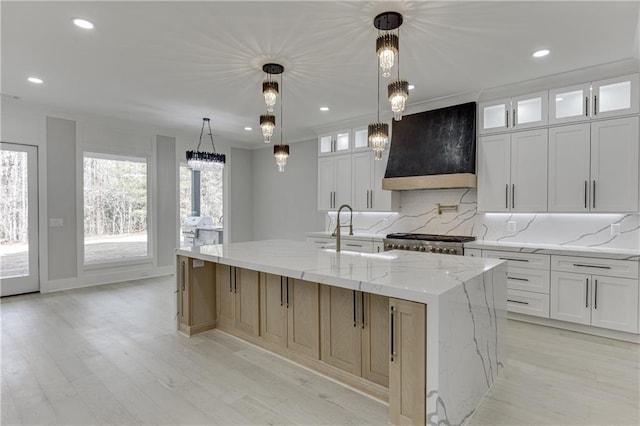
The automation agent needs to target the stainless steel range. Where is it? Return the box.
[383,233,476,255]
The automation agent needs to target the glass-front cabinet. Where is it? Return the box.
[319,130,351,156]
[479,91,548,134]
[549,74,639,124]
[352,127,369,152]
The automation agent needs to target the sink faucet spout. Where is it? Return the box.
[333,204,354,252]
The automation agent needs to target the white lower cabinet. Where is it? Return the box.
[306,236,381,253]
[507,289,550,317]
[551,271,639,333]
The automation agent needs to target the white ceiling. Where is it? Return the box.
[3,1,639,147]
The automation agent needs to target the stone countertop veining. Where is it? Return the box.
[176,239,504,304]
[306,231,384,242]
[464,240,640,261]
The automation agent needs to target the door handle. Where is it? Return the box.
[280,276,283,306]
[584,180,588,209]
[390,305,396,362]
[513,108,517,126]
[505,184,509,209]
[181,260,186,291]
[592,181,596,209]
[594,95,598,116]
[361,292,365,329]
[585,278,589,308]
[229,266,233,293]
[234,268,238,293]
[505,109,509,128]
[352,290,357,327]
[507,299,529,305]
[585,96,589,116]
[512,184,515,209]
[594,279,598,310]
[286,278,290,308]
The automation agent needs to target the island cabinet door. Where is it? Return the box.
[287,278,320,359]
[187,259,216,334]
[361,293,390,388]
[389,298,426,426]
[234,268,260,337]
[320,285,362,376]
[216,264,235,331]
[260,273,288,347]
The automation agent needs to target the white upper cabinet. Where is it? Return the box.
[318,155,352,210]
[352,127,369,152]
[478,130,548,212]
[549,74,639,124]
[479,91,548,134]
[352,151,373,210]
[592,74,639,119]
[318,130,351,156]
[590,116,639,212]
[548,117,639,213]
[549,83,591,125]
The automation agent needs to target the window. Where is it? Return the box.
[83,153,148,265]
[179,165,223,246]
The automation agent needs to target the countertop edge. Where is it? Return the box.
[464,241,640,261]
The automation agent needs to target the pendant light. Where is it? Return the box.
[368,54,389,161]
[260,114,275,143]
[374,11,410,120]
[262,63,283,113]
[269,64,290,172]
[186,118,225,171]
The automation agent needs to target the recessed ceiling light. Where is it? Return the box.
[556,97,563,101]
[244,127,252,131]
[532,49,550,58]
[408,84,415,90]
[73,18,94,29]
[320,106,330,112]
[27,77,43,84]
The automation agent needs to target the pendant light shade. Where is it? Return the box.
[368,122,389,160]
[273,144,290,172]
[388,79,409,121]
[186,118,225,171]
[262,81,278,113]
[260,114,276,143]
[376,33,398,78]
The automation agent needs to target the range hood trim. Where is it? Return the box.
[382,173,476,191]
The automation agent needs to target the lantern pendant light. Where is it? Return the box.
[262,63,283,113]
[186,118,226,171]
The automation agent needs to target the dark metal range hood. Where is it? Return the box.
[383,102,477,190]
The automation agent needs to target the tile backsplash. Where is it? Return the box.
[326,189,640,250]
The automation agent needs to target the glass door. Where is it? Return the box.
[0,143,39,296]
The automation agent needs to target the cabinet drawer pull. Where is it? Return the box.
[512,184,515,209]
[508,299,529,305]
[585,278,589,308]
[286,278,290,308]
[361,292,365,329]
[592,181,596,209]
[584,180,588,209]
[594,94,598,115]
[505,184,509,209]
[572,263,611,270]
[181,261,186,291]
[507,276,530,282]
[352,290,357,327]
[390,306,396,362]
[345,243,362,247]
[499,257,530,262]
[280,276,284,306]
[585,96,589,116]
[594,279,598,310]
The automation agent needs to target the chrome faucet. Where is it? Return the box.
[332,204,354,252]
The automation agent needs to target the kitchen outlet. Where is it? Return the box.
[193,259,205,268]
[610,223,621,236]
[507,221,516,232]
[49,218,63,227]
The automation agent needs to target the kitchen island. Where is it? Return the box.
[176,239,507,425]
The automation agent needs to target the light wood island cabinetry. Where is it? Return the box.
[215,264,259,337]
[177,255,216,336]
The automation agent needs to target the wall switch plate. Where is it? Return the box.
[193,259,205,268]
[611,223,621,236]
[507,221,516,232]
[49,218,63,227]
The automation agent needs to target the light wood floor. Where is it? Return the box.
[1,275,638,425]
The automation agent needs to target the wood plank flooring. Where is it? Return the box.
[1,275,638,425]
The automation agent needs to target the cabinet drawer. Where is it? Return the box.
[551,255,639,279]
[341,240,374,253]
[306,237,332,248]
[483,250,550,270]
[507,289,550,318]
[464,248,482,257]
[507,267,550,294]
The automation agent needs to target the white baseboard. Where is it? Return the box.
[41,266,174,293]
[509,312,640,344]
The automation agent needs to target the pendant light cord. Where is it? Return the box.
[377,44,381,122]
[280,72,284,145]
[197,118,217,153]
[206,119,217,152]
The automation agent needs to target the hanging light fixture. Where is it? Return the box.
[374,11,410,120]
[368,51,389,161]
[186,118,225,171]
[259,114,275,143]
[266,63,290,172]
[262,63,283,113]
[374,12,402,78]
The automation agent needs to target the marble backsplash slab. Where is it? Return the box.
[325,189,640,250]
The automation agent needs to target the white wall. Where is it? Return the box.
[229,147,254,242]
[251,138,324,241]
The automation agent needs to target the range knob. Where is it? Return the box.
[450,248,458,255]
[385,243,392,248]
[442,248,450,254]
[419,246,427,252]
[392,244,398,249]
[436,247,443,253]
[429,247,436,253]
[403,245,409,250]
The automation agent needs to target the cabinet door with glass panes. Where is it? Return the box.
[318,130,351,156]
[479,91,548,134]
[351,127,370,152]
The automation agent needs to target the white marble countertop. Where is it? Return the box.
[464,240,640,261]
[306,231,384,242]
[176,239,504,304]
